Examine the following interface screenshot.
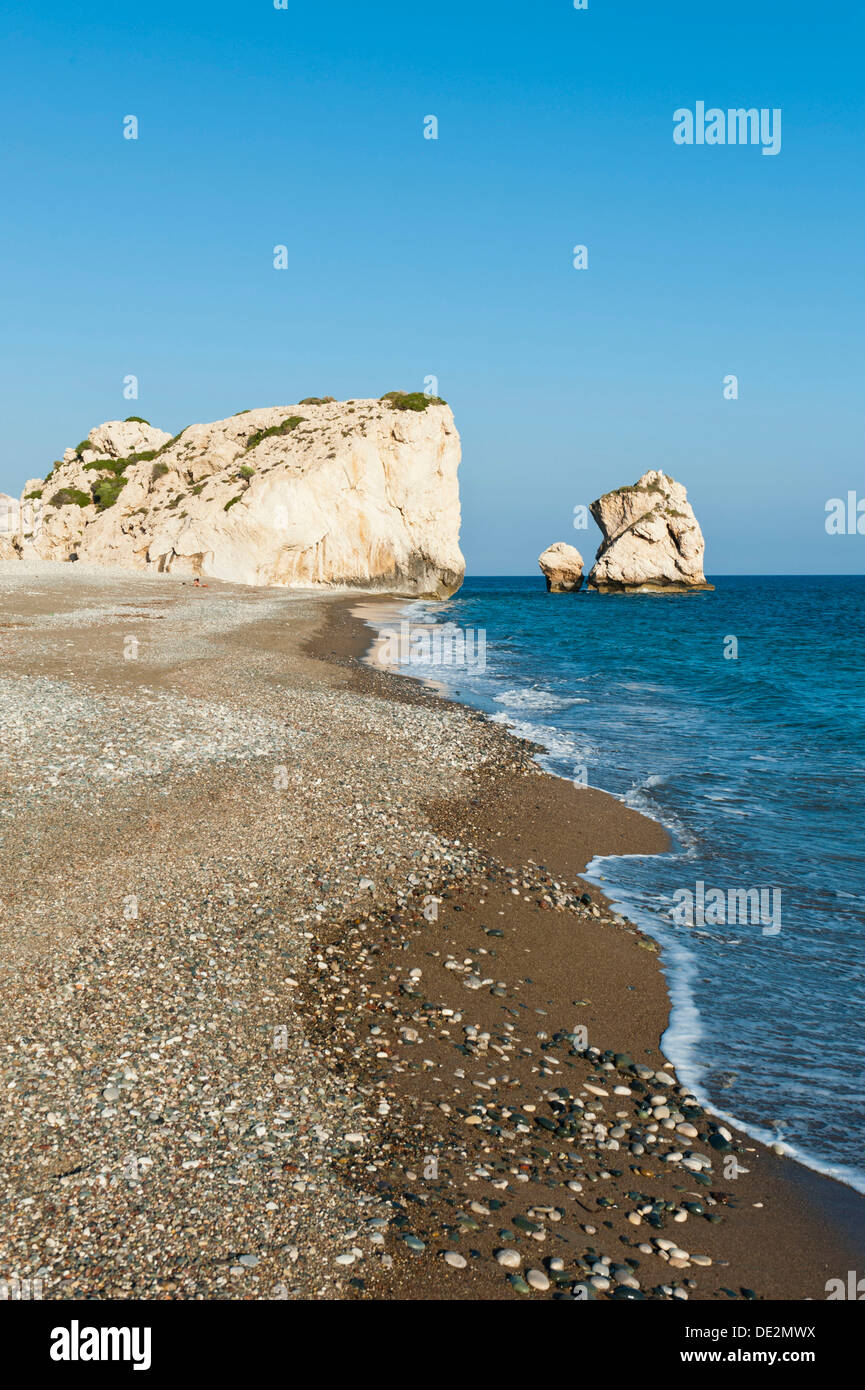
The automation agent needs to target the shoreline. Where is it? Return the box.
[0,565,862,1301]
[353,590,865,1203]
[307,594,865,1299]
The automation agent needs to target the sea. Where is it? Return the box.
[364,575,865,1194]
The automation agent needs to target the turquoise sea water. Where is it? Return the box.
[371,575,865,1192]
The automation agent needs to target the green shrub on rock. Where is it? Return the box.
[91,476,128,511]
[379,391,446,411]
[244,416,304,452]
[85,450,157,476]
[50,487,91,509]
[152,429,188,457]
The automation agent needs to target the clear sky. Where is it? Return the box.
[0,0,862,574]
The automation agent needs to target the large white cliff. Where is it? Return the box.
[3,396,465,597]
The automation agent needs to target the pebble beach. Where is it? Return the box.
[1,562,863,1301]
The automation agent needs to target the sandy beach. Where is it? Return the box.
[1,563,863,1302]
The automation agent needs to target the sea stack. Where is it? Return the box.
[538,542,584,592]
[587,470,711,592]
[10,395,465,598]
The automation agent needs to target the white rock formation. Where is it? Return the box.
[587,470,710,592]
[86,419,173,459]
[11,399,465,596]
[538,542,584,592]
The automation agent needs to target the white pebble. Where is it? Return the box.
[495,1249,521,1269]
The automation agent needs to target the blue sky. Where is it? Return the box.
[0,0,862,574]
